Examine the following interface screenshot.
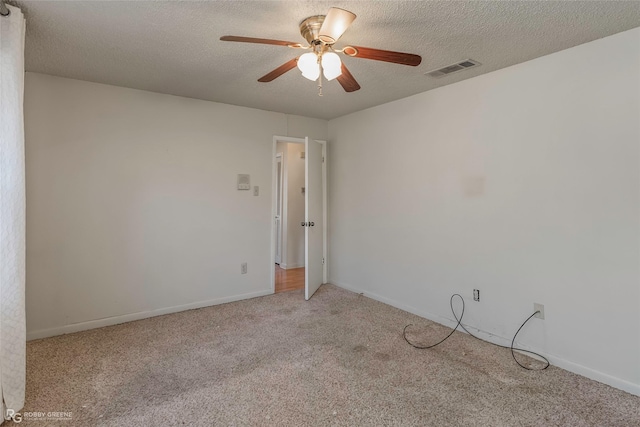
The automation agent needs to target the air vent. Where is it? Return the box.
[425,59,481,78]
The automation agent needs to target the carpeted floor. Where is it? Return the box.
[13,285,640,426]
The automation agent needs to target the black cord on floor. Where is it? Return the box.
[402,294,465,349]
[403,294,550,370]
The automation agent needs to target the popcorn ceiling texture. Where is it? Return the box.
[13,285,640,426]
[15,0,640,119]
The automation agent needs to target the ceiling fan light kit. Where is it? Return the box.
[298,52,321,81]
[321,52,342,81]
[220,7,422,95]
[297,51,342,82]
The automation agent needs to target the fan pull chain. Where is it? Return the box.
[317,62,323,96]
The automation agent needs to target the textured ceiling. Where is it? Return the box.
[15,0,640,120]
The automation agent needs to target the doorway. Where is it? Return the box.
[271,136,326,299]
[274,141,305,293]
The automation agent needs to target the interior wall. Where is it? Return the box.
[285,143,306,269]
[327,28,640,395]
[24,73,327,339]
[273,141,305,269]
[275,142,288,266]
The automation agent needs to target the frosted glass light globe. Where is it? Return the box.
[298,52,320,81]
[321,52,342,81]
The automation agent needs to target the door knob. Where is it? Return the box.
[310,222,315,227]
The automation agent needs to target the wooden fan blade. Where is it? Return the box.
[336,63,360,92]
[318,8,356,44]
[343,45,422,66]
[220,36,304,48]
[258,58,299,82]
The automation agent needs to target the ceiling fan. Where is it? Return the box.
[220,7,422,95]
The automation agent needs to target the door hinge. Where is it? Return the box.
[322,157,325,163]
[322,258,325,264]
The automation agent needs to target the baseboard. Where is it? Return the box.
[26,289,274,341]
[330,279,640,397]
[281,263,305,270]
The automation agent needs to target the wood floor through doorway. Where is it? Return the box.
[275,265,304,293]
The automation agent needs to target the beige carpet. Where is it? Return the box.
[12,285,639,426]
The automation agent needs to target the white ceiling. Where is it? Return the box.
[15,1,640,120]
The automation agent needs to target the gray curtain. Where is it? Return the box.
[0,3,26,423]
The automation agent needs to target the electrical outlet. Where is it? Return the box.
[253,186,259,196]
[534,303,545,319]
[241,262,248,274]
[473,289,480,302]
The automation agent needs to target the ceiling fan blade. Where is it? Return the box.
[336,63,360,92]
[342,45,422,66]
[318,8,356,44]
[258,58,299,82]
[220,36,304,48]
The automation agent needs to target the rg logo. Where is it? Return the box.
[5,409,22,423]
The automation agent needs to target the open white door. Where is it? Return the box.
[304,137,325,300]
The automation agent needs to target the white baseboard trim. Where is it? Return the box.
[281,263,305,270]
[27,289,274,341]
[330,279,640,397]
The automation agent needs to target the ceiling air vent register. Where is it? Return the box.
[425,59,480,78]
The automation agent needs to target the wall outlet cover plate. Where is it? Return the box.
[534,303,545,319]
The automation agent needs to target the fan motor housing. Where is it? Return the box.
[299,15,326,45]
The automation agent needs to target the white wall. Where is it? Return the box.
[285,143,306,269]
[275,141,288,266]
[24,73,327,339]
[328,28,640,395]
[274,141,305,269]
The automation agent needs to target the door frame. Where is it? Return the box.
[270,136,327,294]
